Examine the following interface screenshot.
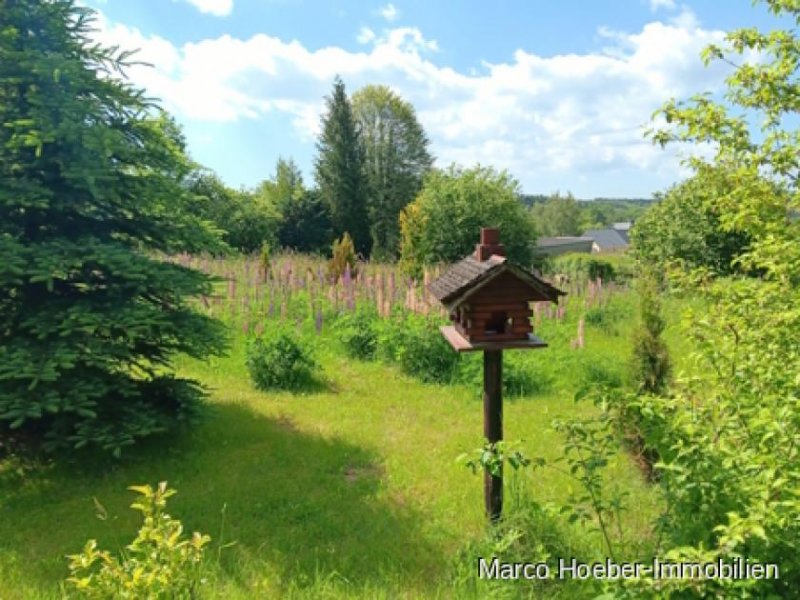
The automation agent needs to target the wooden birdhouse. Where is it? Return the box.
[429,227,564,351]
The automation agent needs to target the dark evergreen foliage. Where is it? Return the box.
[630,272,671,395]
[313,77,371,256]
[0,0,227,454]
[187,171,279,255]
[277,188,333,254]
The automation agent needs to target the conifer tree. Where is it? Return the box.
[630,271,671,395]
[0,0,227,455]
[313,77,371,256]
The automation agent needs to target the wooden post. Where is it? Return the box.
[483,349,503,521]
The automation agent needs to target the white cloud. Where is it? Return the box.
[357,27,376,44]
[90,7,729,192]
[174,0,233,17]
[649,0,676,11]
[379,3,399,22]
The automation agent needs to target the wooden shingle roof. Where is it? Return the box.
[428,254,564,311]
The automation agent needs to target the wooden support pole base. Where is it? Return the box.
[483,349,503,522]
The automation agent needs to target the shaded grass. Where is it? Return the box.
[0,286,685,598]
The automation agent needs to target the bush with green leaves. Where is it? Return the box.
[617,1,800,595]
[549,254,617,284]
[0,1,227,455]
[65,482,210,599]
[376,311,460,384]
[578,356,623,390]
[246,330,318,391]
[583,306,619,335]
[327,232,358,282]
[456,353,554,398]
[335,306,379,360]
[630,169,750,275]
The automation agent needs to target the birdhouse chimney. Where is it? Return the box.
[475,227,505,262]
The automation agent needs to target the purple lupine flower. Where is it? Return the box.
[343,263,352,287]
[242,320,249,335]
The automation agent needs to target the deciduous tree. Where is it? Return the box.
[399,165,536,277]
[630,169,749,274]
[352,85,433,259]
[531,192,581,237]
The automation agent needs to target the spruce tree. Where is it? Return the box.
[0,0,227,455]
[313,77,370,256]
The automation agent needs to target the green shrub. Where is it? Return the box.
[246,330,318,391]
[551,254,617,283]
[327,232,358,282]
[583,305,624,335]
[335,307,379,360]
[456,354,554,398]
[376,311,460,384]
[578,356,623,389]
[65,482,210,599]
[587,259,614,282]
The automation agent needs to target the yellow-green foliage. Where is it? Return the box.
[65,482,210,599]
[327,232,358,281]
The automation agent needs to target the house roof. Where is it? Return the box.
[584,228,629,250]
[536,236,594,248]
[428,254,564,311]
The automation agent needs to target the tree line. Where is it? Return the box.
[189,80,653,266]
[189,77,434,260]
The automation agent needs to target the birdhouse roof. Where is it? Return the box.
[428,254,564,311]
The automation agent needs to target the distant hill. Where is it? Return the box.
[519,194,654,208]
[519,194,655,229]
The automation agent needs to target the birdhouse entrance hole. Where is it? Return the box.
[485,311,509,335]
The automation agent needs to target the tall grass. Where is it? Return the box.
[0,251,676,599]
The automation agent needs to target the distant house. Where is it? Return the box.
[534,236,594,257]
[583,227,629,253]
[611,222,633,243]
[535,222,634,255]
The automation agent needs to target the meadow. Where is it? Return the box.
[0,252,694,598]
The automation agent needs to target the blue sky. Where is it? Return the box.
[83,0,786,198]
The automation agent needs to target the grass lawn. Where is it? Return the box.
[0,288,685,598]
